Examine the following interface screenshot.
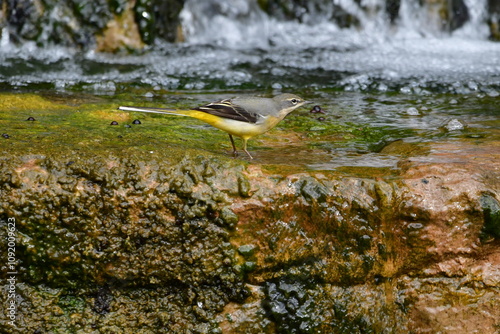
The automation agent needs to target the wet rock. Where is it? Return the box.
[309,105,326,114]
[1,134,499,333]
[0,152,249,332]
[238,244,257,258]
[96,1,145,52]
[406,107,420,115]
[4,0,113,48]
[93,286,112,315]
[480,193,500,239]
[1,0,183,50]
[134,0,186,44]
[442,118,466,131]
[298,176,330,202]
[227,139,500,332]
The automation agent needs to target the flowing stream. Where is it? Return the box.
[1,0,498,94]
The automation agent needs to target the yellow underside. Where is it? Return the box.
[174,109,280,140]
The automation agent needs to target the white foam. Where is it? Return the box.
[0,0,499,94]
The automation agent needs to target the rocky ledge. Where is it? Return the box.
[0,129,499,333]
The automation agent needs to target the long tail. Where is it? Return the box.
[118,106,191,117]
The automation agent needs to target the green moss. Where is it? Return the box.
[0,92,247,161]
[58,295,86,314]
[0,92,417,172]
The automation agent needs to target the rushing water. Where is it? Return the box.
[0,0,498,95]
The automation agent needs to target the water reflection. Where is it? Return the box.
[307,151,402,171]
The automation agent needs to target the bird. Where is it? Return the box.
[118,93,310,159]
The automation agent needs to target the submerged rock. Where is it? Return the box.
[443,118,466,131]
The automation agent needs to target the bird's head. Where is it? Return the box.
[274,93,311,117]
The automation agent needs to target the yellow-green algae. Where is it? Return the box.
[0,93,248,159]
[0,92,404,175]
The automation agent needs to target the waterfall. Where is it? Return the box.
[179,0,493,48]
[0,0,498,94]
[179,0,271,48]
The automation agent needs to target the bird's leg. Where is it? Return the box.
[228,134,238,157]
[242,138,253,159]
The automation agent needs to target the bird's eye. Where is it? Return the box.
[291,99,298,104]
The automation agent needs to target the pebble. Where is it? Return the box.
[310,105,326,114]
[406,107,420,116]
[132,119,142,124]
[110,121,119,125]
[238,244,256,257]
[444,119,465,131]
[26,116,36,121]
[400,86,412,94]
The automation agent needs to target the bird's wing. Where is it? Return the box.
[194,99,260,124]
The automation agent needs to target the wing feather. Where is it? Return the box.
[194,99,260,123]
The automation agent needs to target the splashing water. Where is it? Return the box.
[0,0,498,94]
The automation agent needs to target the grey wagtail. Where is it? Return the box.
[118,93,310,159]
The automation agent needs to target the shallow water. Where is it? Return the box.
[0,0,498,173]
